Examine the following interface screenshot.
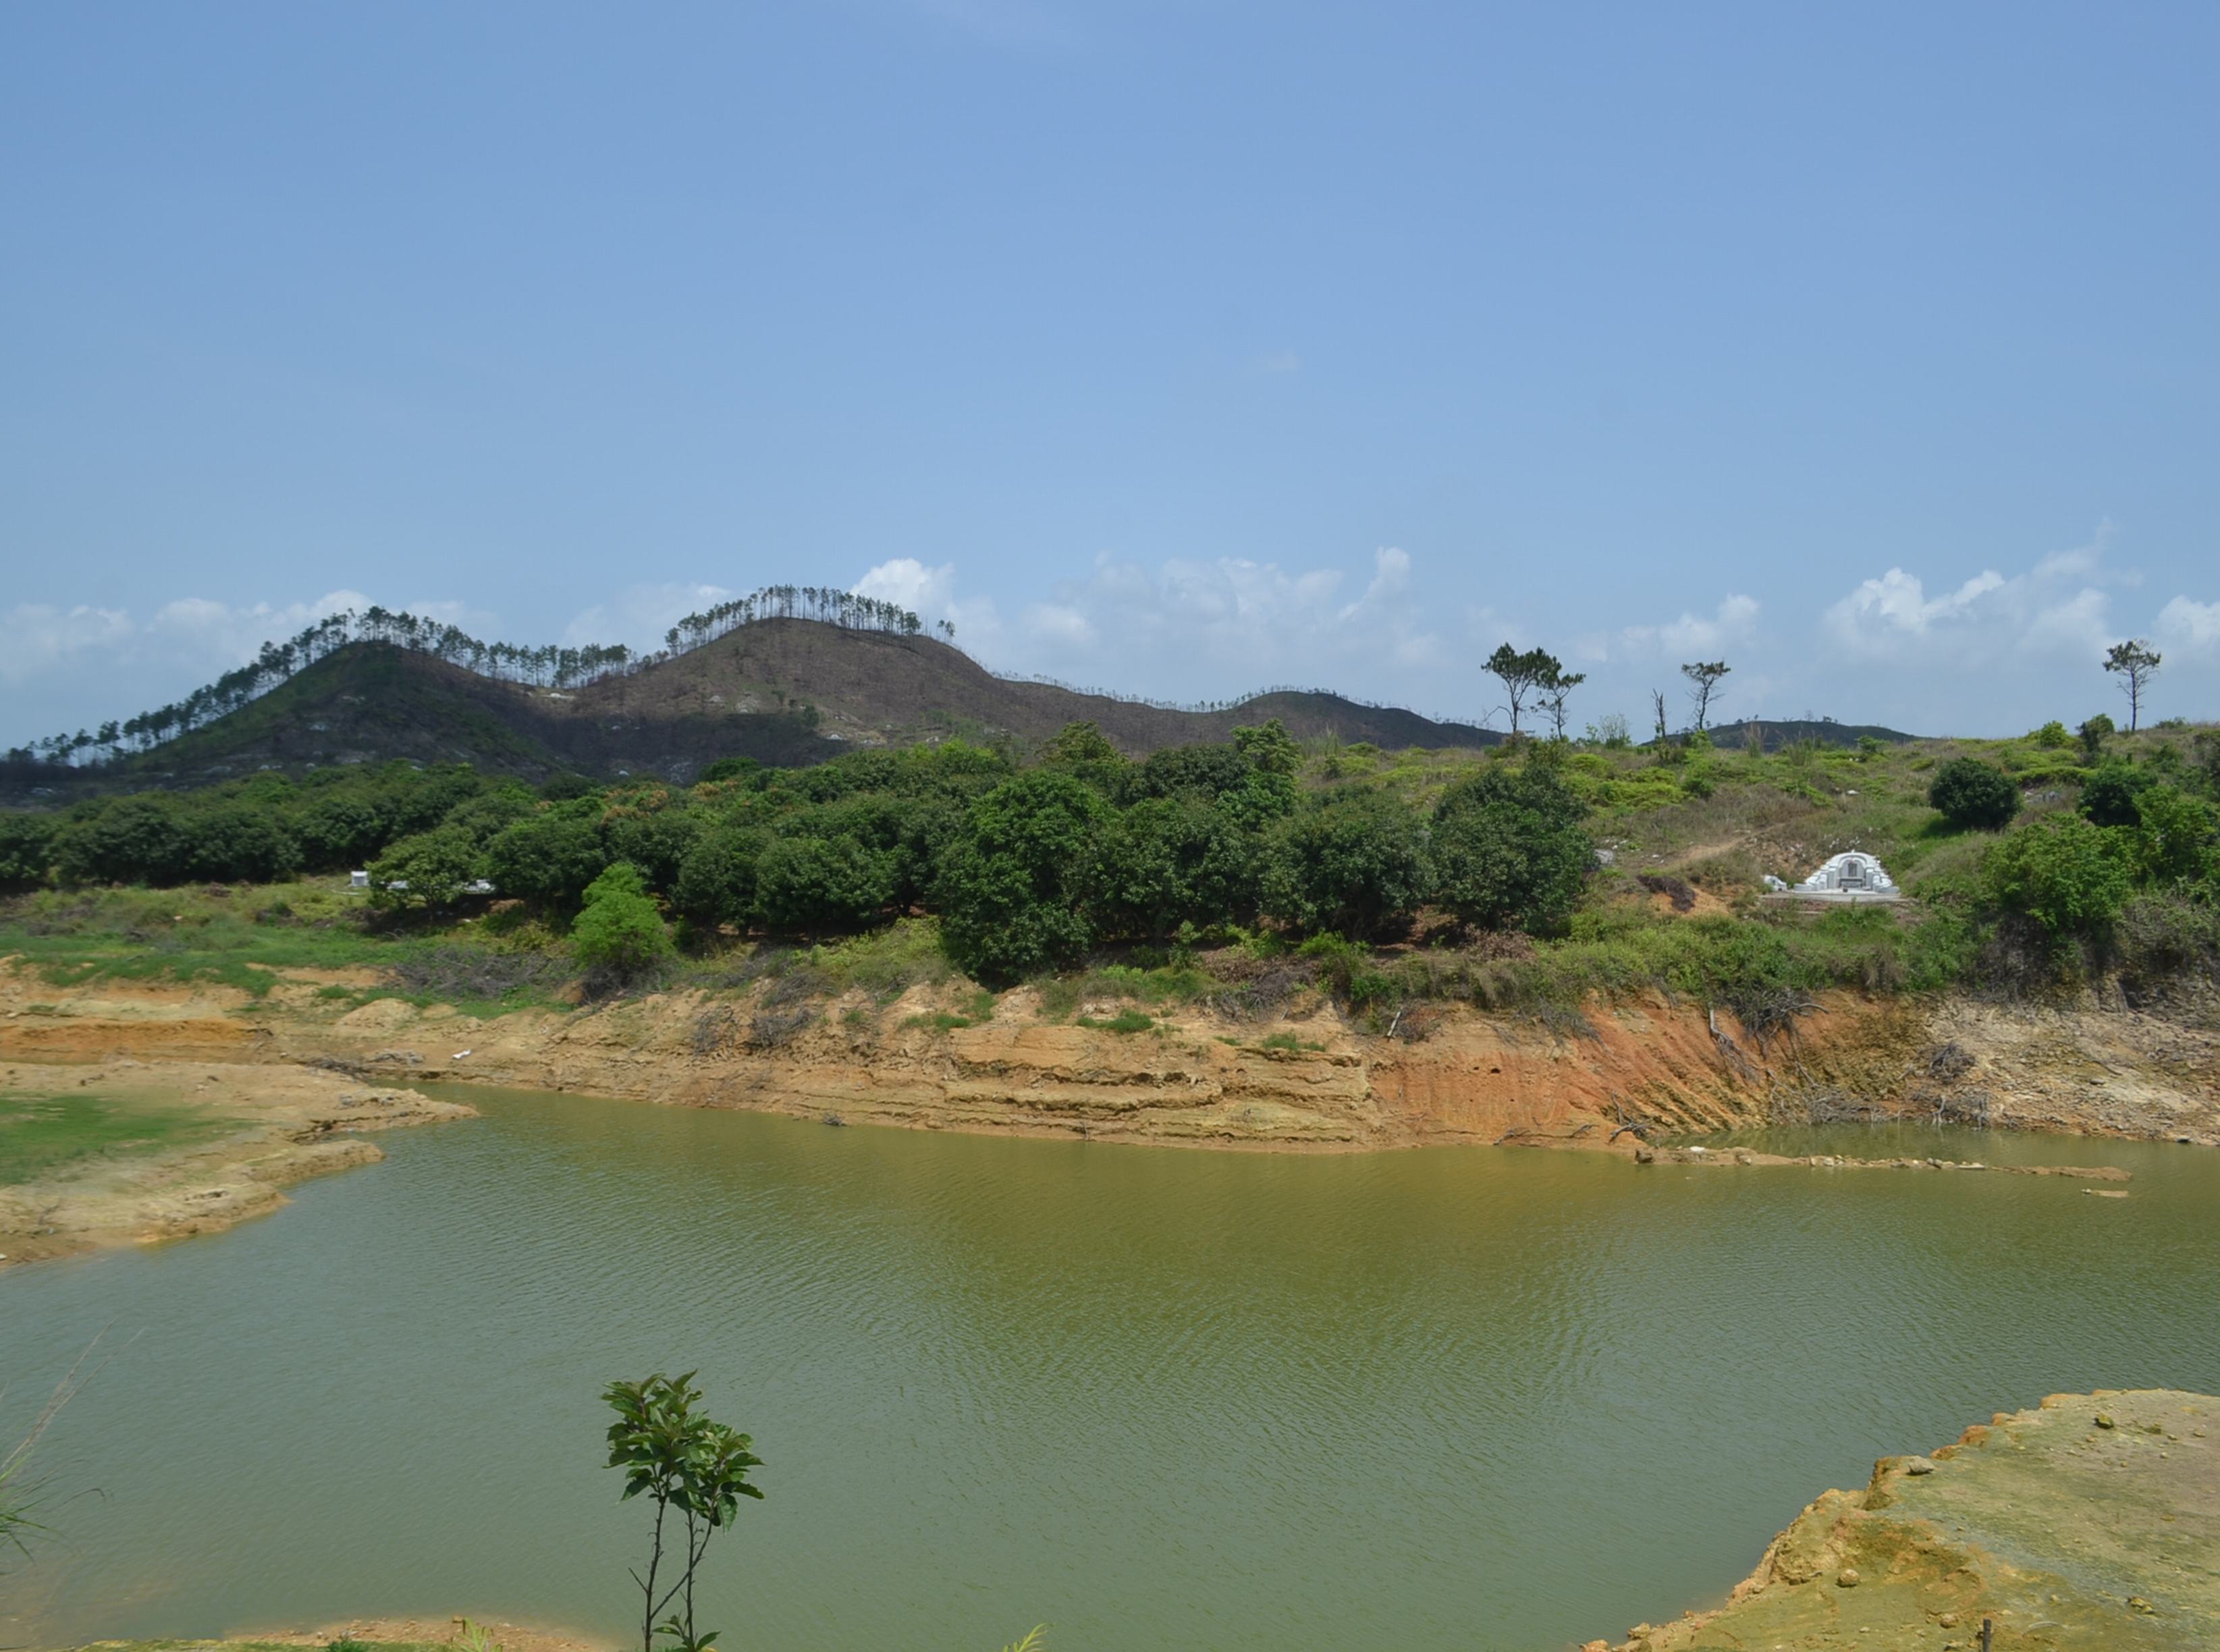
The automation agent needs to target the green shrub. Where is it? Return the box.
[1261,789,1430,941]
[0,813,59,892]
[2078,762,2151,829]
[483,808,609,908]
[754,835,898,935]
[672,821,769,929]
[2078,713,2115,763]
[366,825,485,913]
[1927,757,2020,831]
[2125,787,2220,889]
[934,772,1108,985]
[1077,1008,1154,1034]
[1984,815,2132,938]
[570,861,673,981]
[1430,764,1592,934]
[2030,720,2070,749]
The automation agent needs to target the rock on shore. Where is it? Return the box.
[1590,1389,2220,1651]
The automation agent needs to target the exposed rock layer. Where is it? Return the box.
[5,962,2216,1154]
[1590,1390,2220,1651]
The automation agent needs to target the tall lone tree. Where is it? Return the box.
[1486,644,1561,737]
[1536,661,1587,742]
[1681,661,1731,732]
[2103,639,2161,732]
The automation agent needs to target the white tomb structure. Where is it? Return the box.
[1793,852,1898,900]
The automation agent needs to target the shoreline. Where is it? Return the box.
[0,1056,472,1267]
[1588,1389,2220,1651]
[4,956,2213,1267]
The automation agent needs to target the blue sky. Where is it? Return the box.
[4,1,2217,745]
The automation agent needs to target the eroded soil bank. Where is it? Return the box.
[1589,1389,2220,1651]
[4,960,2216,1156]
[0,1056,472,1266]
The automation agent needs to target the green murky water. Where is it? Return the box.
[4,1092,2217,1651]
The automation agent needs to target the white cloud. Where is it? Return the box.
[2,588,483,745]
[2157,595,2220,655]
[1602,593,1762,661]
[562,584,734,651]
[0,603,135,682]
[852,558,956,617]
[1008,547,1444,679]
[852,557,1006,651]
[1822,525,2128,665]
[1257,350,1302,375]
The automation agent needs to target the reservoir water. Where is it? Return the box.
[5,1089,2218,1651]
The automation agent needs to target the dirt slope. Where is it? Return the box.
[7,962,2215,1156]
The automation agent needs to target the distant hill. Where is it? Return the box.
[1697,718,1918,749]
[9,621,1502,796]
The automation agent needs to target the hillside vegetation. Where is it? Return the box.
[4,711,2215,1036]
[3,619,1516,798]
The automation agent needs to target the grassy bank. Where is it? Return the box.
[0,1092,236,1186]
[4,719,2214,1036]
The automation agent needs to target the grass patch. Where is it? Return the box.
[1257,1030,1324,1053]
[0,881,573,1015]
[0,1093,237,1186]
[1075,1008,1155,1034]
[796,918,955,1002]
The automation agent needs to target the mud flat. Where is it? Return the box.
[0,1057,472,1267]
[1590,1389,2220,1651]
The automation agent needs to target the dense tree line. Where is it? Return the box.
[0,721,1598,983]
[5,585,927,772]
[8,721,2215,994]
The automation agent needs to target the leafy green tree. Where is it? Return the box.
[602,804,704,893]
[55,797,194,886]
[753,835,897,935]
[603,1371,764,1652]
[2103,638,2161,731]
[365,825,484,913]
[1261,788,1431,940]
[1117,742,1256,806]
[697,756,761,786]
[485,808,610,908]
[1484,644,1556,736]
[1984,815,2132,939]
[671,821,769,930]
[2125,786,2220,889]
[182,804,302,883]
[1430,765,1592,933]
[1535,660,1587,742]
[294,793,391,869]
[2030,720,2071,750]
[2078,713,2115,763]
[1927,759,2020,832]
[1097,796,1257,942]
[441,787,539,846]
[1681,661,1731,732]
[2078,761,2151,829]
[0,814,59,893]
[1231,718,1301,777]
[1039,721,1128,794]
[571,862,673,981]
[934,772,1108,984]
